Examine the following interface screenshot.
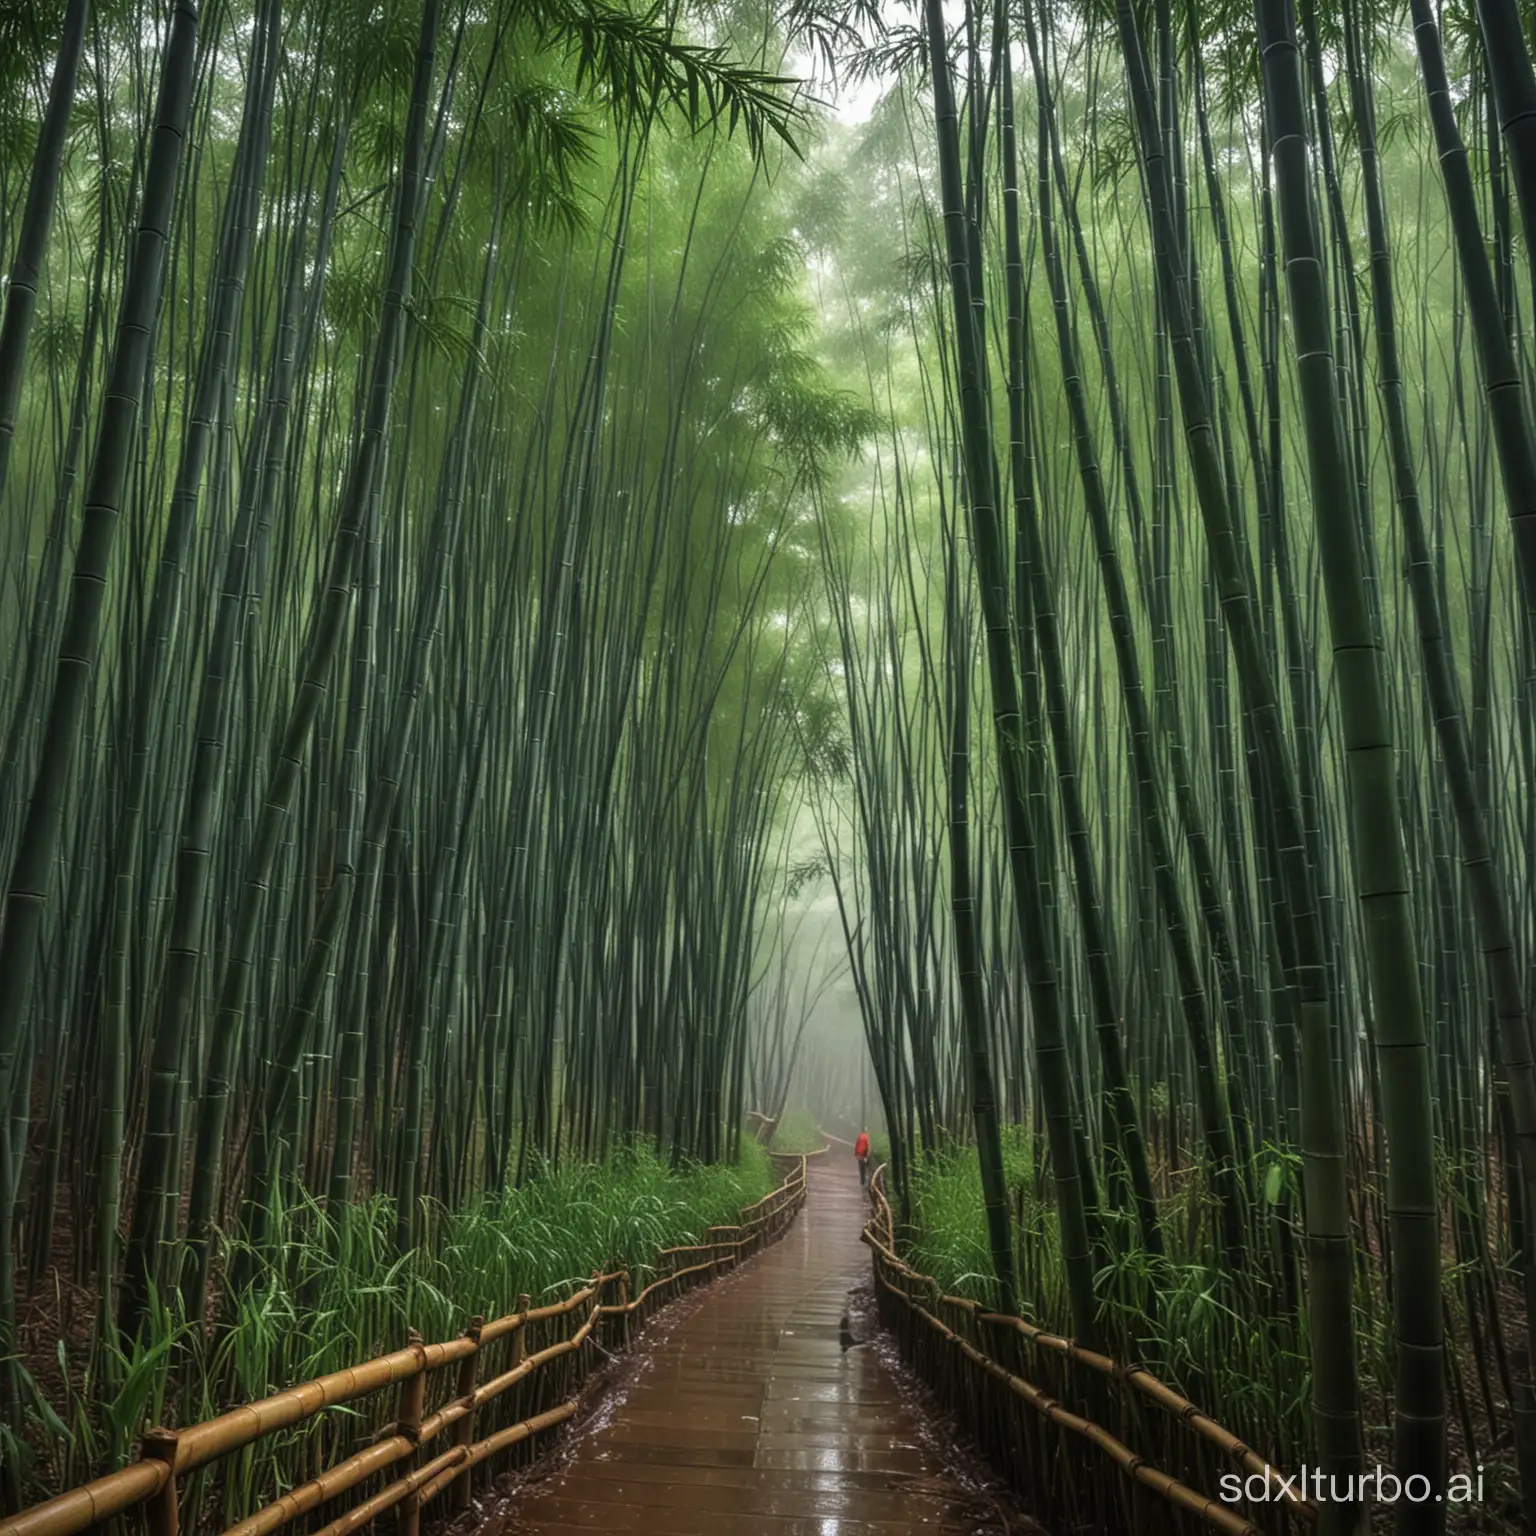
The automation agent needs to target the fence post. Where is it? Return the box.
[582,1270,600,1390]
[141,1428,180,1536]
[450,1314,484,1516]
[616,1271,631,1348]
[707,1227,729,1273]
[509,1291,529,1424]
[395,1328,427,1536]
[513,1294,530,1359]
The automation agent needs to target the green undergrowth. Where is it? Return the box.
[897,1139,1522,1522]
[767,1108,825,1153]
[11,1138,775,1510]
[894,1132,1324,1481]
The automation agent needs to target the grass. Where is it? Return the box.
[896,1132,1310,1470]
[11,1136,776,1519]
[767,1108,825,1154]
[890,1135,1524,1528]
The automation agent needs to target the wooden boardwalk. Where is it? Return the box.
[478,1157,1007,1535]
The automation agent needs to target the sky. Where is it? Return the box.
[830,70,884,125]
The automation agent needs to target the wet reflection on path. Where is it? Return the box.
[478,1158,1009,1535]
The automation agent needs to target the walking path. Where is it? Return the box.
[477,1158,1006,1535]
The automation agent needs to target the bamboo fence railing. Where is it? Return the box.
[3,1154,813,1536]
[861,1166,1316,1536]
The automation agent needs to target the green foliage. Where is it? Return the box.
[527,0,804,158]
[767,1107,824,1152]
[899,1139,1317,1459]
[13,1145,773,1508]
[0,1,847,1500]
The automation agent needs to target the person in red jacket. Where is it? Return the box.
[854,1129,871,1187]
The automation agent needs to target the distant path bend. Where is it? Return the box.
[478,1157,1008,1535]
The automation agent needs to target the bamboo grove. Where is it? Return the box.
[7,0,1536,1530]
[0,0,872,1507]
[799,0,1536,1529]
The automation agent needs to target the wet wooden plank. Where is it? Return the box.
[477,1160,1006,1535]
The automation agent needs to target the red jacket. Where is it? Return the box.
[854,1133,870,1160]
